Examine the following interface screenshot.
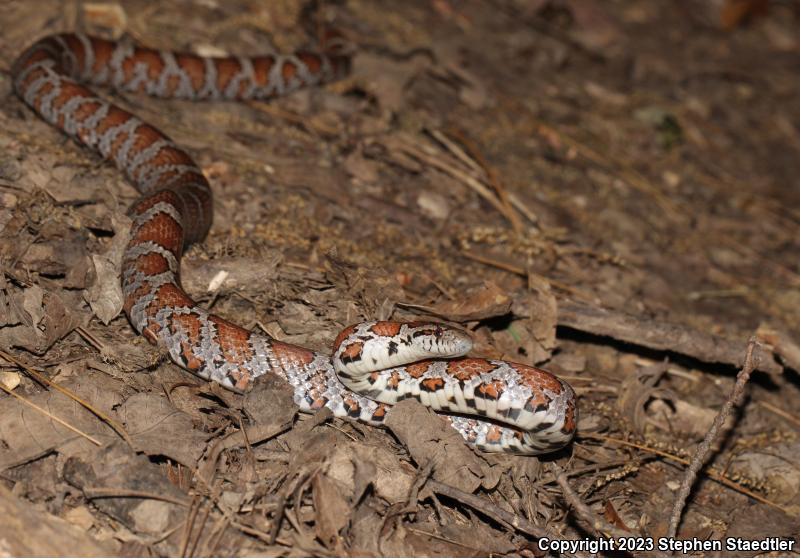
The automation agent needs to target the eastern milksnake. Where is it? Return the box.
[11,32,576,454]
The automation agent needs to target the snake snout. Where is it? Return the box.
[437,327,473,357]
[406,323,473,358]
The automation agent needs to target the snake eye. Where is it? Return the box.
[434,326,443,338]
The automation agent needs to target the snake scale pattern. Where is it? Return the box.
[11,32,576,454]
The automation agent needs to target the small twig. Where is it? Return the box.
[179,495,201,558]
[0,381,102,446]
[406,527,476,549]
[758,400,800,428]
[440,127,524,233]
[557,301,782,374]
[382,458,436,535]
[666,337,759,539]
[286,472,315,542]
[75,326,105,352]
[579,432,787,511]
[187,500,212,558]
[505,190,541,225]
[268,491,288,545]
[191,474,302,551]
[460,250,599,303]
[83,487,192,507]
[426,479,591,558]
[229,519,281,545]
[197,514,228,558]
[0,348,134,447]
[427,129,484,176]
[549,464,623,537]
[387,135,519,228]
[144,521,187,546]
[244,100,339,136]
[549,462,672,558]
[198,419,292,485]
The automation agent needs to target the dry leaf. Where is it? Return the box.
[385,399,497,493]
[616,361,676,433]
[312,472,351,547]
[431,280,511,322]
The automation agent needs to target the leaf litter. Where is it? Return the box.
[0,0,799,556]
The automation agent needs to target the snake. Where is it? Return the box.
[11,32,577,454]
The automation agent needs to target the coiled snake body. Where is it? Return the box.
[12,32,576,454]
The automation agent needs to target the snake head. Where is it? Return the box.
[406,322,473,358]
[333,321,473,375]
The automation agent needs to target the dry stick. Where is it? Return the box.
[428,129,541,225]
[460,250,597,303]
[245,100,339,137]
[0,348,134,446]
[505,190,542,225]
[229,519,281,546]
[198,515,228,558]
[382,459,436,536]
[389,135,520,229]
[145,521,187,546]
[456,253,783,374]
[580,433,787,512]
[75,326,105,352]
[666,338,759,539]
[198,420,292,485]
[559,302,780,374]
[551,462,662,553]
[549,462,672,558]
[434,128,524,233]
[288,472,317,545]
[194,472,291,551]
[447,129,524,232]
[83,487,192,508]
[405,527,477,550]
[427,129,485,175]
[179,495,201,558]
[426,479,592,558]
[758,400,800,428]
[268,492,288,545]
[0,381,102,445]
[187,500,212,558]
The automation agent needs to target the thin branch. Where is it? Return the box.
[385,134,521,229]
[460,250,597,302]
[666,337,759,538]
[758,400,800,428]
[557,303,780,374]
[427,479,592,558]
[0,381,102,446]
[244,100,339,136]
[436,127,524,233]
[549,462,671,558]
[455,254,782,374]
[179,495,201,558]
[0,348,134,447]
[83,487,192,508]
[578,433,787,512]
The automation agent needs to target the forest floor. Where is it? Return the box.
[1,1,799,556]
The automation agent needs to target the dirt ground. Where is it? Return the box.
[1,0,799,556]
